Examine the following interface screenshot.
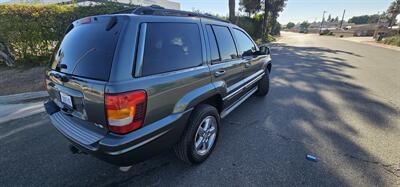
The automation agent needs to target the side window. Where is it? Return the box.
[212,25,238,61]
[206,25,220,63]
[142,23,203,76]
[233,29,256,57]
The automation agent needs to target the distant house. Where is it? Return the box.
[0,0,181,10]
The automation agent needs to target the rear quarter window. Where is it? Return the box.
[141,23,203,76]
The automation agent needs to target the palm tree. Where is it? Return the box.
[262,0,271,42]
[229,0,236,22]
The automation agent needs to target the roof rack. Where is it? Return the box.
[113,5,230,23]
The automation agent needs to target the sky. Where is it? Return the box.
[0,0,394,24]
[172,0,394,24]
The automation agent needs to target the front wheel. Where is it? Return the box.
[174,104,220,164]
[255,70,270,96]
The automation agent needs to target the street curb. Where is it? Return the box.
[0,91,48,104]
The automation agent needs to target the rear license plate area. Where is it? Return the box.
[60,92,73,108]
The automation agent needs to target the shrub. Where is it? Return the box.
[236,16,263,40]
[255,34,276,45]
[0,3,130,65]
[381,35,400,47]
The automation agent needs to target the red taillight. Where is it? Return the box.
[105,90,147,134]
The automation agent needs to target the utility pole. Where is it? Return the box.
[339,9,346,29]
[319,11,327,34]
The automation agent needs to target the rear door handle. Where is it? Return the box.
[214,70,226,77]
[245,62,251,68]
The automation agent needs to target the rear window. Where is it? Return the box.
[141,23,203,76]
[51,16,124,81]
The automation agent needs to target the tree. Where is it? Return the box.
[270,0,287,34]
[367,14,381,24]
[300,21,310,29]
[387,0,400,27]
[348,14,382,24]
[286,22,295,29]
[334,16,339,22]
[327,14,332,22]
[261,0,286,42]
[262,0,271,42]
[271,21,281,35]
[239,0,261,17]
[229,0,236,22]
[348,15,370,24]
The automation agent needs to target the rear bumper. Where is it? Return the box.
[45,100,191,166]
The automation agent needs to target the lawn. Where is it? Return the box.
[0,65,46,96]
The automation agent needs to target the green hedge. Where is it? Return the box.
[0,3,130,65]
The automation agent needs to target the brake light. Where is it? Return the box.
[79,17,91,24]
[105,90,147,134]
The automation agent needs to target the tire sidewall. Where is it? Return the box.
[256,70,270,96]
[188,107,220,163]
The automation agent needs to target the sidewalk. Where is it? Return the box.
[0,91,48,104]
[0,91,48,124]
[0,101,45,124]
[340,37,400,51]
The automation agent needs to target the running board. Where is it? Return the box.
[220,87,258,118]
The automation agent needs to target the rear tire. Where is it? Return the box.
[174,104,220,164]
[255,70,270,96]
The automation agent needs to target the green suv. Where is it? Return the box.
[44,6,272,166]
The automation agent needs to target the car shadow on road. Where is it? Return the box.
[219,43,399,185]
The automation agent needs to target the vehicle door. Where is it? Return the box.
[204,24,245,108]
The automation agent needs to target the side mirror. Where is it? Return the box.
[258,46,270,55]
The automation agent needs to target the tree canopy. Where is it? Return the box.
[348,14,381,24]
[286,22,295,29]
[239,0,261,16]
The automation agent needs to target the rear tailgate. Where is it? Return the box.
[46,72,108,134]
[45,15,127,134]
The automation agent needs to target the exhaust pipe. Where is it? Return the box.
[69,144,86,154]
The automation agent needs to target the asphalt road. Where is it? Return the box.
[1,32,399,186]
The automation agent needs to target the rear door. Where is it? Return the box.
[46,16,126,133]
[204,24,245,107]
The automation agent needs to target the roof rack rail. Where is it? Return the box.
[129,6,230,23]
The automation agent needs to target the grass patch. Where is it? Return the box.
[0,65,46,95]
[380,35,400,47]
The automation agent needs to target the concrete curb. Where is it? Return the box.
[0,91,48,104]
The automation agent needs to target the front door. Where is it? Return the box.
[232,28,264,81]
[204,24,245,107]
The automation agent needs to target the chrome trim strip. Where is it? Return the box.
[134,23,147,77]
[221,87,258,118]
[223,70,264,101]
